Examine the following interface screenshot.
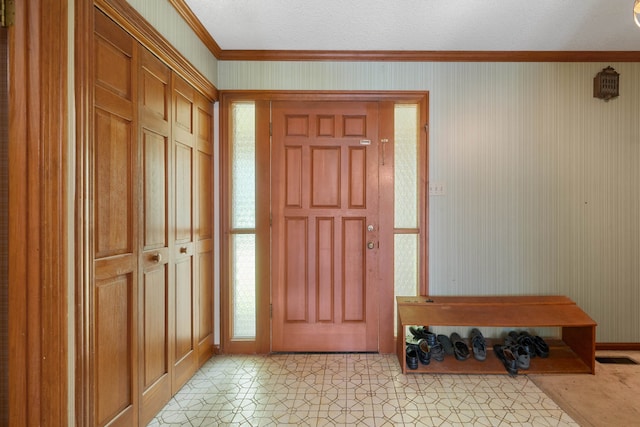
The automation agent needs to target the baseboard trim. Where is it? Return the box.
[596,343,640,351]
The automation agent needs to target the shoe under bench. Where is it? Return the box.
[396,295,597,375]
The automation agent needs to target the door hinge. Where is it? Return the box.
[424,124,429,134]
[269,212,272,226]
[269,122,272,137]
[1,0,14,27]
[270,303,273,318]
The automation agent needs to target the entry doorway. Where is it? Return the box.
[220,92,429,355]
[271,100,381,352]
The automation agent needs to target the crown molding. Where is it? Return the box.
[217,49,640,62]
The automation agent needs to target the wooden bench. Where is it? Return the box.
[396,295,597,375]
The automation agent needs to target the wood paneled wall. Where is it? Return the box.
[8,1,69,426]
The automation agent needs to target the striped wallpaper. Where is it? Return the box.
[126,0,218,84]
[218,61,640,343]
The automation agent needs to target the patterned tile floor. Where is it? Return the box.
[149,353,578,426]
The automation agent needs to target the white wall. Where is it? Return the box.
[219,61,640,343]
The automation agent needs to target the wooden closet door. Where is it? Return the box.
[93,10,139,427]
[138,47,172,426]
[172,75,198,391]
[195,93,214,365]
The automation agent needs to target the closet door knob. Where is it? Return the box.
[180,246,188,254]
[151,252,162,263]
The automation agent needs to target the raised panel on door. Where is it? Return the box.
[138,46,172,426]
[93,8,139,427]
[172,74,197,391]
[95,273,135,427]
[195,96,214,364]
[272,101,379,352]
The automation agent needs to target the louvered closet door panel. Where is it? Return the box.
[138,47,172,427]
[171,74,198,392]
[93,9,138,427]
[195,92,214,365]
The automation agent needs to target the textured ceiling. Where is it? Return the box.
[182,0,640,52]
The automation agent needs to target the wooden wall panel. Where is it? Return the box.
[285,217,308,322]
[174,258,194,361]
[142,129,168,248]
[285,147,302,208]
[342,218,365,322]
[197,244,214,354]
[316,218,334,322]
[348,147,366,208]
[94,110,133,258]
[95,275,134,426]
[142,267,168,388]
[175,144,193,242]
[311,147,340,208]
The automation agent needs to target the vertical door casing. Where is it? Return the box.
[93,9,139,426]
[172,74,198,391]
[138,47,172,426]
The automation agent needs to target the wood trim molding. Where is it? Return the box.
[74,0,93,425]
[94,0,218,101]
[9,0,68,426]
[217,49,640,62]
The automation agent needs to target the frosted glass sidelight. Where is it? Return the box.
[232,234,257,339]
[230,102,257,339]
[394,105,418,228]
[231,102,256,229]
[393,104,420,336]
[394,234,419,333]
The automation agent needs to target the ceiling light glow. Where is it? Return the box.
[635,0,640,27]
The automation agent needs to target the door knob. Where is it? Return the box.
[367,224,374,232]
[367,241,375,249]
[180,246,188,254]
[151,252,162,263]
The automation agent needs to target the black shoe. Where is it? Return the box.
[494,344,518,376]
[406,345,419,370]
[430,342,445,362]
[425,331,437,347]
[450,332,470,361]
[533,335,550,358]
[417,340,431,365]
[437,334,455,355]
[509,344,530,369]
[517,331,536,358]
[470,328,487,361]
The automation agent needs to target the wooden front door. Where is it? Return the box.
[271,101,380,352]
